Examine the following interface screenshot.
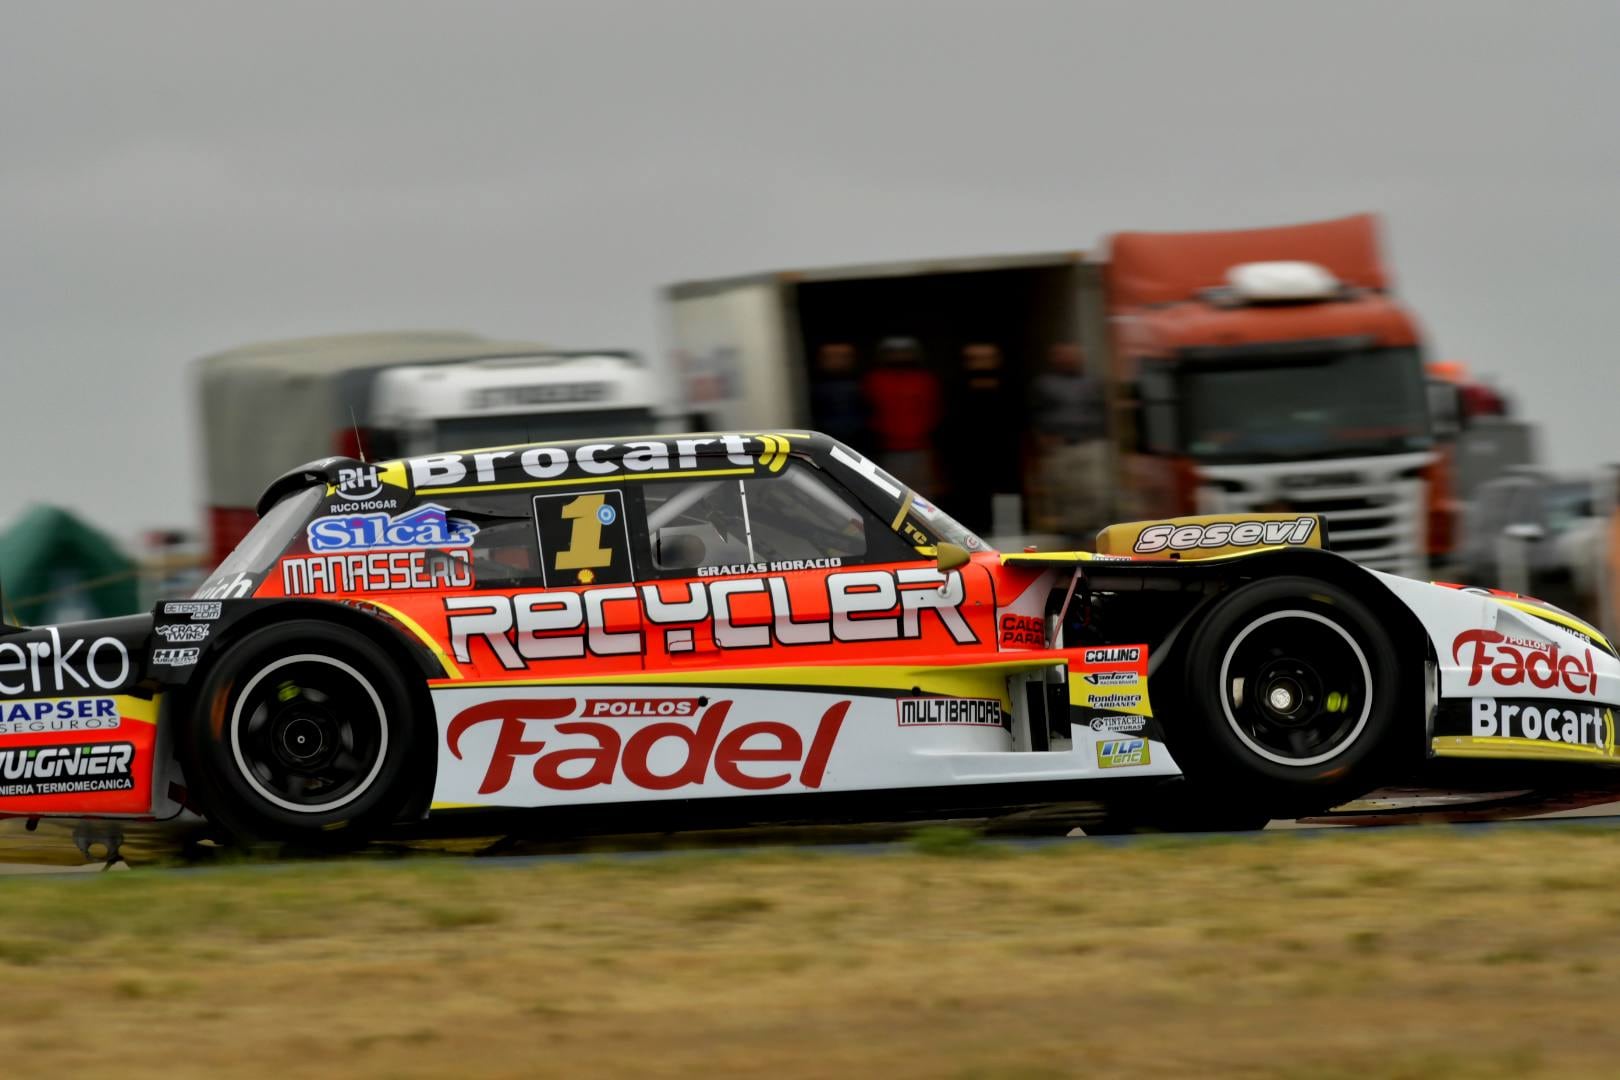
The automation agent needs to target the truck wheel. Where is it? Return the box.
[1175,576,1402,817]
[185,620,423,844]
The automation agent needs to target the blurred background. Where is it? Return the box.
[3,1,1617,632]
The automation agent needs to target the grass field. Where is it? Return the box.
[2,825,1620,1078]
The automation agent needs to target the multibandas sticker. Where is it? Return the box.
[896,697,1005,727]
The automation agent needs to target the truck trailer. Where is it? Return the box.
[197,331,663,567]
[665,214,1439,576]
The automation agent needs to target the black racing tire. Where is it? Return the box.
[183,620,425,845]
[1173,575,1403,818]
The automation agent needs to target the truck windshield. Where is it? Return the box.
[425,409,657,454]
[1175,347,1432,461]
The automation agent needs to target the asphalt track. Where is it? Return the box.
[6,800,1620,877]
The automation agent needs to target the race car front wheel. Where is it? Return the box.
[1178,576,1402,817]
[185,620,423,844]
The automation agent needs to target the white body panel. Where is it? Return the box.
[430,683,1179,810]
[1374,572,1620,705]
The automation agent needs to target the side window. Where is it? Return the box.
[640,464,909,577]
[447,493,545,588]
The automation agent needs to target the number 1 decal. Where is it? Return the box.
[554,493,615,571]
[534,490,634,587]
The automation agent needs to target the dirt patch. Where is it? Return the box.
[0,826,1617,1077]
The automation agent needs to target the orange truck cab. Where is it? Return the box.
[1105,215,1437,577]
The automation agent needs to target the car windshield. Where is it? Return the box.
[1177,346,1432,461]
[195,486,321,594]
[908,493,987,552]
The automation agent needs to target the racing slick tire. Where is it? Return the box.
[1175,575,1403,819]
[183,620,425,845]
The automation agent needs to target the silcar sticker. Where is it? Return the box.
[307,504,478,554]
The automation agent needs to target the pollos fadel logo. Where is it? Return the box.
[446,697,846,795]
[307,504,478,554]
[1452,628,1597,696]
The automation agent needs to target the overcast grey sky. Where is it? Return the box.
[3,0,1616,538]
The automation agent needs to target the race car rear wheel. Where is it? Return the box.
[1177,576,1402,817]
[185,620,423,844]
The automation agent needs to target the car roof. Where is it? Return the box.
[256,431,848,515]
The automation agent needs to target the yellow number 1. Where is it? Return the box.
[554,493,614,571]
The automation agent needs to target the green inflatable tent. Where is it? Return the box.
[0,505,139,627]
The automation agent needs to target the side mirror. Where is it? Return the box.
[935,542,970,572]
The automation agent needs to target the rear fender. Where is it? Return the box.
[145,597,448,690]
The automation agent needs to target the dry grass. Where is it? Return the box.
[0,825,1618,1077]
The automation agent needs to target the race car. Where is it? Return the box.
[2,430,1617,844]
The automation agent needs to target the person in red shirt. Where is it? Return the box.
[862,336,943,494]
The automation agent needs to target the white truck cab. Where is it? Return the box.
[369,351,661,458]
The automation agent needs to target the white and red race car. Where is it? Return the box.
[1,431,1616,844]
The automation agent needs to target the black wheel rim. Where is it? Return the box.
[1217,609,1372,767]
[229,655,387,813]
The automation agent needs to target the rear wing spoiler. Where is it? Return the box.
[1095,513,1327,560]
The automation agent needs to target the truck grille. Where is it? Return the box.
[1196,453,1435,578]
